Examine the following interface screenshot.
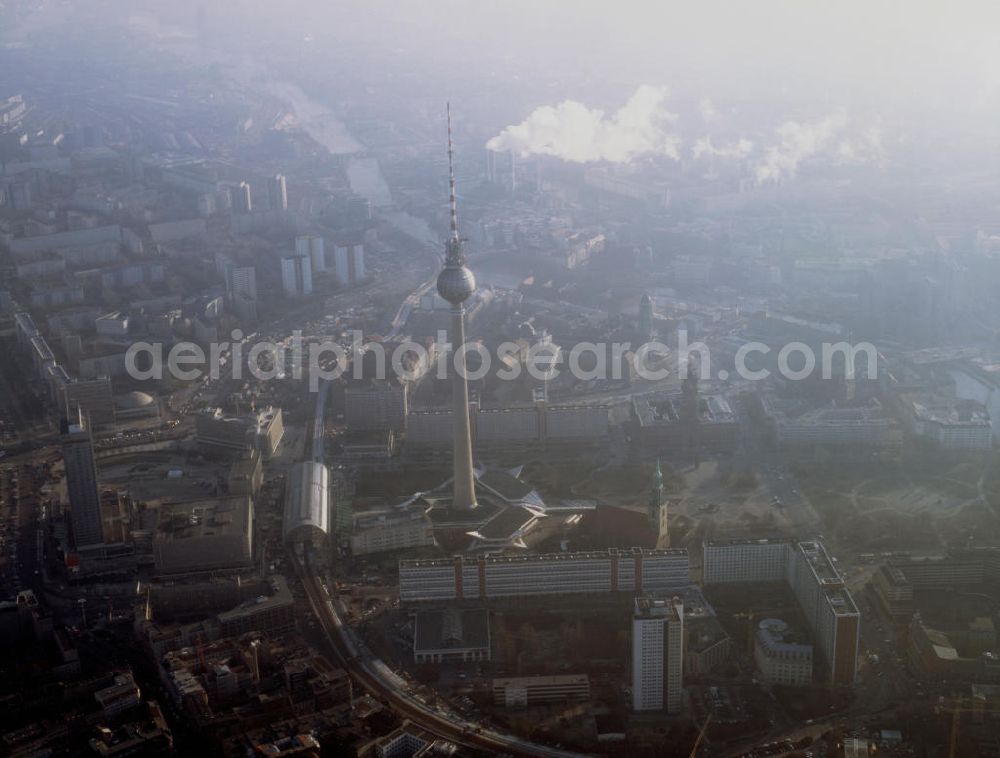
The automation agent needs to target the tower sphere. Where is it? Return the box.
[437,263,476,305]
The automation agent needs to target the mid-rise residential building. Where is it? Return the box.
[632,391,740,453]
[754,618,813,686]
[350,510,434,556]
[762,395,900,451]
[373,724,456,758]
[94,673,141,718]
[59,375,116,428]
[399,548,689,603]
[901,392,992,450]
[407,399,610,449]
[949,362,1000,443]
[95,310,129,337]
[872,564,915,619]
[702,538,791,584]
[345,380,408,433]
[195,407,283,458]
[887,555,985,587]
[492,675,590,707]
[216,576,295,638]
[703,538,859,686]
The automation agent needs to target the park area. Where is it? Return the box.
[795,454,1000,551]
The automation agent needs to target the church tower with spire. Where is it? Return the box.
[436,104,478,510]
[649,459,670,549]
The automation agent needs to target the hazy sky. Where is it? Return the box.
[287,0,1000,111]
[8,0,1000,173]
[13,0,1000,115]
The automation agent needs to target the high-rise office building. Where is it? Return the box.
[296,235,326,273]
[61,415,104,549]
[281,254,312,298]
[632,596,684,712]
[229,265,257,300]
[269,174,288,211]
[638,293,654,342]
[235,181,253,214]
[435,105,478,511]
[333,243,365,284]
[485,148,517,193]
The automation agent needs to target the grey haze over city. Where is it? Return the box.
[3,1,1000,757]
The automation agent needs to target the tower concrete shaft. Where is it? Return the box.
[450,303,477,509]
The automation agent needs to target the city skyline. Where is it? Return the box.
[1,3,1000,756]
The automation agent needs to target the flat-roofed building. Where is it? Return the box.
[492,674,590,707]
[195,406,283,458]
[60,375,116,428]
[227,450,263,498]
[95,310,129,337]
[632,391,739,453]
[345,380,408,433]
[763,395,900,451]
[217,576,295,638]
[754,618,813,686]
[413,607,490,664]
[406,400,610,449]
[872,564,915,619]
[195,408,253,454]
[888,555,985,587]
[702,538,859,686]
[151,497,253,575]
[351,509,434,556]
[685,615,732,676]
[632,596,684,712]
[399,548,689,603]
[254,406,284,458]
[373,723,455,758]
[907,394,992,450]
[703,538,791,585]
[94,673,141,717]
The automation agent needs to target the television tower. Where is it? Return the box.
[436,104,478,510]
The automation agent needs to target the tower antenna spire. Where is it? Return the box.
[447,102,458,240]
[446,103,463,263]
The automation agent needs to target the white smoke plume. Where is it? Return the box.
[486,85,681,163]
[692,136,754,160]
[753,112,888,183]
[835,125,886,166]
[698,98,719,123]
[753,111,848,184]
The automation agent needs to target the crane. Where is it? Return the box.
[940,695,1000,758]
[689,713,712,758]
